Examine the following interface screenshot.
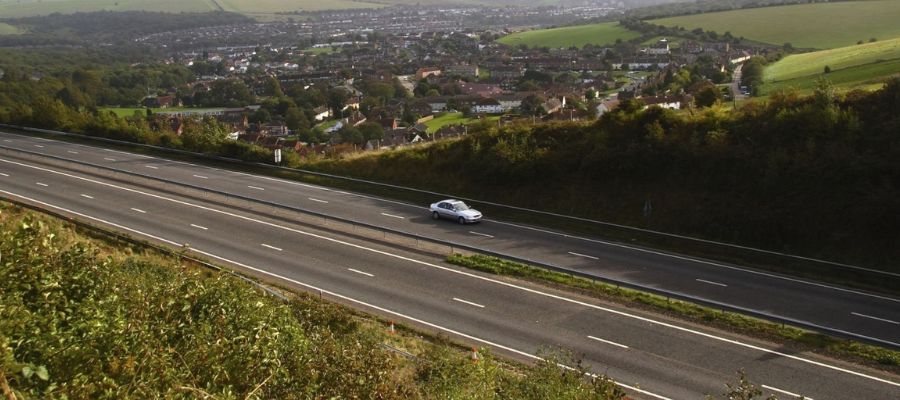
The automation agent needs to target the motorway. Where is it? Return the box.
[0,132,898,399]
[1,130,898,347]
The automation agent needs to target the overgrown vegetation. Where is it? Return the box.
[0,202,627,399]
[307,80,900,272]
[446,254,900,370]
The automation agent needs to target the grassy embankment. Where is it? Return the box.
[0,201,625,399]
[423,112,500,134]
[497,22,641,48]
[0,22,22,35]
[447,254,900,370]
[761,37,900,95]
[649,0,900,49]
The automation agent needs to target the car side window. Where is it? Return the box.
[439,202,448,209]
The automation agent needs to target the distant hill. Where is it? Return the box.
[0,0,490,19]
[497,22,642,49]
[762,37,900,95]
[648,0,900,50]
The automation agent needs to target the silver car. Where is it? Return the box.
[430,199,482,224]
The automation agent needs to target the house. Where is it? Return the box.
[313,106,332,121]
[644,38,670,55]
[495,93,527,112]
[342,98,360,112]
[595,99,619,117]
[541,98,563,114]
[458,82,503,97]
[344,111,367,127]
[473,97,503,114]
[416,67,442,80]
[491,65,526,80]
[377,118,398,130]
[642,95,682,110]
[263,123,289,136]
[445,64,479,78]
[142,95,180,108]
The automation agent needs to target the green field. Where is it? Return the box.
[0,0,387,18]
[0,0,216,18]
[650,0,900,49]
[0,22,22,35]
[423,112,500,133]
[497,22,641,48]
[762,37,900,95]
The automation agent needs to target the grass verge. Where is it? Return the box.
[447,253,900,372]
[0,200,626,399]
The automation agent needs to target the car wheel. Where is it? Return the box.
[432,211,440,220]
[458,216,465,224]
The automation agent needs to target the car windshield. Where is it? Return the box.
[452,202,469,211]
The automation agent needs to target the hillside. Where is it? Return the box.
[762,37,900,94]
[648,0,900,49]
[0,0,503,18]
[497,22,641,48]
[0,202,623,399]
[302,80,900,270]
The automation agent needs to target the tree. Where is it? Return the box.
[338,126,363,145]
[520,94,546,116]
[249,108,271,124]
[694,84,722,108]
[180,117,230,152]
[358,122,384,143]
[285,107,309,131]
[824,65,832,74]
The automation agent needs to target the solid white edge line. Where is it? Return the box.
[190,224,208,230]
[587,335,629,349]
[130,208,146,214]
[762,384,813,400]
[469,231,494,238]
[851,312,900,325]
[695,279,728,287]
[2,158,898,388]
[80,194,94,199]
[6,130,891,304]
[0,188,672,400]
[380,212,405,219]
[308,197,329,203]
[261,243,283,251]
[453,297,485,308]
[568,251,598,260]
[348,268,374,277]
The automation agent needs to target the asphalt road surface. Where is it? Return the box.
[0,132,899,399]
[1,130,898,346]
